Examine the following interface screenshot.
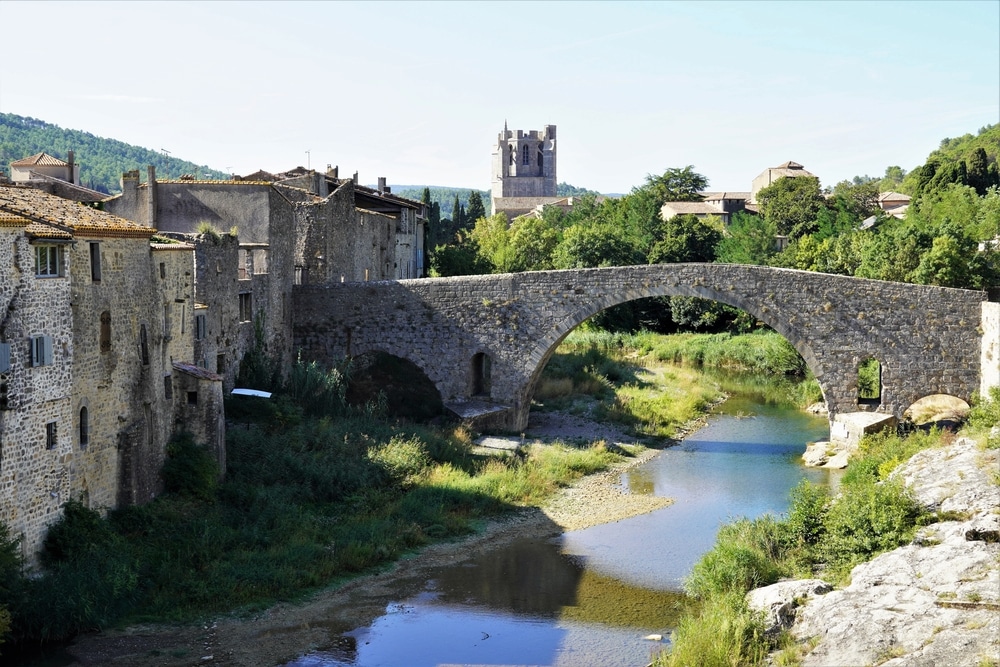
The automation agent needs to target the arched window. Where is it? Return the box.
[471,352,492,397]
[79,406,89,449]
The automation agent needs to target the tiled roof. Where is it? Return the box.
[775,161,805,170]
[172,361,223,382]
[702,192,750,201]
[11,152,68,167]
[0,185,154,239]
[661,202,725,215]
[879,191,911,203]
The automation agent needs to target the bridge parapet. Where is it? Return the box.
[292,265,985,431]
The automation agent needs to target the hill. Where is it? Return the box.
[0,113,228,194]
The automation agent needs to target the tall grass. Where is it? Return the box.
[0,408,626,645]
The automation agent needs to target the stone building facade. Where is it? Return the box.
[0,185,224,561]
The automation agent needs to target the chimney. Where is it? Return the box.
[67,150,75,184]
[352,171,358,185]
[147,165,158,228]
[377,177,386,193]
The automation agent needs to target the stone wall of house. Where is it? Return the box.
[0,230,74,559]
[69,237,194,511]
[106,178,278,242]
[292,265,985,431]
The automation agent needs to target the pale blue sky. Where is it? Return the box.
[1,1,997,193]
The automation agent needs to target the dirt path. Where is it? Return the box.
[64,412,680,667]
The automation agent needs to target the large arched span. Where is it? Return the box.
[518,284,826,417]
[291,264,984,431]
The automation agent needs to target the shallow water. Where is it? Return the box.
[289,387,833,667]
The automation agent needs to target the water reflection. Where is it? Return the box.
[290,377,832,667]
[287,534,681,667]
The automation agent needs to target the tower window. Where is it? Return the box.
[522,145,529,165]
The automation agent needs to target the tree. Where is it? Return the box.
[470,213,515,273]
[715,211,778,265]
[641,166,708,204]
[756,176,825,239]
[647,214,721,264]
[910,235,974,288]
[466,191,486,224]
[552,224,640,269]
[508,215,559,271]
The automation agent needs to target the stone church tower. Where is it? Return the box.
[490,123,557,206]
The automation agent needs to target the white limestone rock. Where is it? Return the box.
[745,579,831,635]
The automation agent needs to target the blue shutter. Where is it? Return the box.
[0,343,10,373]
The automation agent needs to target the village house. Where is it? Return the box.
[0,185,224,561]
[8,151,107,203]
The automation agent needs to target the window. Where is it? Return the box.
[471,352,492,397]
[159,262,166,279]
[100,311,111,353]
[239,293,252,322]
[139,324,149,366]
[195,313,207,340]
[163,374,173,400]
[522,145,529,165]
[79,407,89,448]
[0,342,9,373]
[89,242,102,281]
[34,244,64,277]
[30,335,53,367]
[187,391,198,406]
[46,421,58,450]
[217,353,225,375]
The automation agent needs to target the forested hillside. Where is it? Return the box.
[0,113,228,194]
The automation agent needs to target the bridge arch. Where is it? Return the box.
[519,284,828,420]
[291,264,984,432]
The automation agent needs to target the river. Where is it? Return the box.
[285,380,835,667]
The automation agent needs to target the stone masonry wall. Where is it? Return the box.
[292,265,985,431]
[0,230,74,558]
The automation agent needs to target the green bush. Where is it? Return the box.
[685,517,785,599]
[784,480,830,548]
[161,434,219,501]
[660,593,769,667]
[820,479,923,576]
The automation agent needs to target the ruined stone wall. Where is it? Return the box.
[292,265,985,431]
[0,230,74,559]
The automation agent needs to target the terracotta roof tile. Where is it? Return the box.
[11,152,68,167]
[0,185,154,239]
[173,361,223,382]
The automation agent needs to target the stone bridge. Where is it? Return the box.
[292,264,986,431]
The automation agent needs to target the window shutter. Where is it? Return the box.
[42,336,53,365]
[0,343,10,373]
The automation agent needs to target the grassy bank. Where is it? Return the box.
[534,329,821,437]
[655,393,1000,667]
[0,367,625,649]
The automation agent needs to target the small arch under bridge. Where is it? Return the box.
[292,264,985,431]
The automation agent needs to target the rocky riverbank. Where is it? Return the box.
[748,436,1000,666]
